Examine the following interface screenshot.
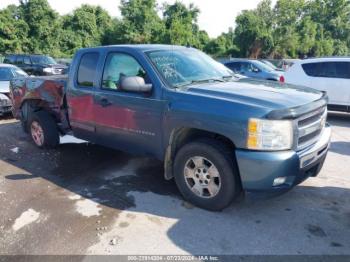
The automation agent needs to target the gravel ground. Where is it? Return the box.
[0,112,349,255]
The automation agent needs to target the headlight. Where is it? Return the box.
[0,99,11,107]
[43,67,54,74]
[247,118,293,151]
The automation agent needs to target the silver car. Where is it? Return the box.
[0,64,28,116]
[224,59,285,82]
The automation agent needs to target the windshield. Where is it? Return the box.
[252,60,275,72]
[261,60,278,70]
[14,68,28,77]
[147,49,235,87]
[0,68,13,81]
[0,67,28,80]
[31,56,57,65]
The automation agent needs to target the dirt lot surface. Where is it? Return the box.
[0,113,349,255]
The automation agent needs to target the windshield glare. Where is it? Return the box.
[31,56,57,65]
[14,68,28,77]
[147,49,235,87]
[261,60,278,70]
[253,60,275,72]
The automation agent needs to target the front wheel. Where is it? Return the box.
[174,139,241,211]
[28,111,59,148]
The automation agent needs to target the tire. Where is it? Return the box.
[20,110,29,133]
[28,111,59,148]
[174,138,241,211]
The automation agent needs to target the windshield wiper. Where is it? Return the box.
[193,78,226,83]
[176,78,226,88]
[223,75,239,80]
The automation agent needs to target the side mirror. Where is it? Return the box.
[253,68,260,73]
[120,76,152,93]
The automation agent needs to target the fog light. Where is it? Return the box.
[273,177,287,186]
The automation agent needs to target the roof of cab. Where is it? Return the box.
[78,44,190,53]
[300,57,350,63]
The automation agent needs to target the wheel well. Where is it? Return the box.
[164,128,236,180]
[20,99,63,131]
[21,99,44,121]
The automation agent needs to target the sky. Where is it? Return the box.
[0,0,276,38]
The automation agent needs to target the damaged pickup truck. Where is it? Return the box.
[10,45,331,211]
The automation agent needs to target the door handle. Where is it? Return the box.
[99,97,112,107]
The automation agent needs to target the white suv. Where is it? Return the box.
[284,57,350,112]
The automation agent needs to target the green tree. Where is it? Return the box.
[272,0,305,58]
[117,0,164,44]
[162,1,200,46]
[297,16,317,57]
[234,0,274,58]
[307,0,350,55]
[0,4,29,53]
[19,0,60,56]
[60,4,113,56]
[204,29,237,57]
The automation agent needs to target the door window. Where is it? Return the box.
[334,62,350,79]
[23,56,31,65]
[4,55,16,64]
[15,56,24,65]
[102,53,147,90]
[227,62,240,73]
[248,63,260,72]
[302,62,350,79]
[77,52,100,87]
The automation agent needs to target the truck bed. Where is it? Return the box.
[11,75,67,120]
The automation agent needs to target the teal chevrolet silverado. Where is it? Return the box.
[10,45,331,211]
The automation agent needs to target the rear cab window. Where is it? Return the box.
[77,52,100,88]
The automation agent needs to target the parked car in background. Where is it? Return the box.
[0,64,28,116]
[224,59,285,82]
[263,59,300,71]
[3,54,67,76]
[280,59,300,71]
[55,58,72,66]
[10,45,331,211]
[284,57,350,112]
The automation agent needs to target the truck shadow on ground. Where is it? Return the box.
[330,141,350,156]
[1,119,350,254]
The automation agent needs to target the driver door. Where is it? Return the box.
[93,52,165,157]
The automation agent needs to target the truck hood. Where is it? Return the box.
[184,78,323,111]
[0,93,10,100]
[0,81,10,93]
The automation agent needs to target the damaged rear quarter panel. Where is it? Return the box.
[11,77,67,120]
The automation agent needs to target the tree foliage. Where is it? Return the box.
[0,0,349,58]
[233,0,350,58]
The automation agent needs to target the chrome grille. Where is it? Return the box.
[297,106,327,150]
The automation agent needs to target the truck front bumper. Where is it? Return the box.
[235,124,331,195]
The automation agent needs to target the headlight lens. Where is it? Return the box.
[247,118,293,151]
[43,67,54,73]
